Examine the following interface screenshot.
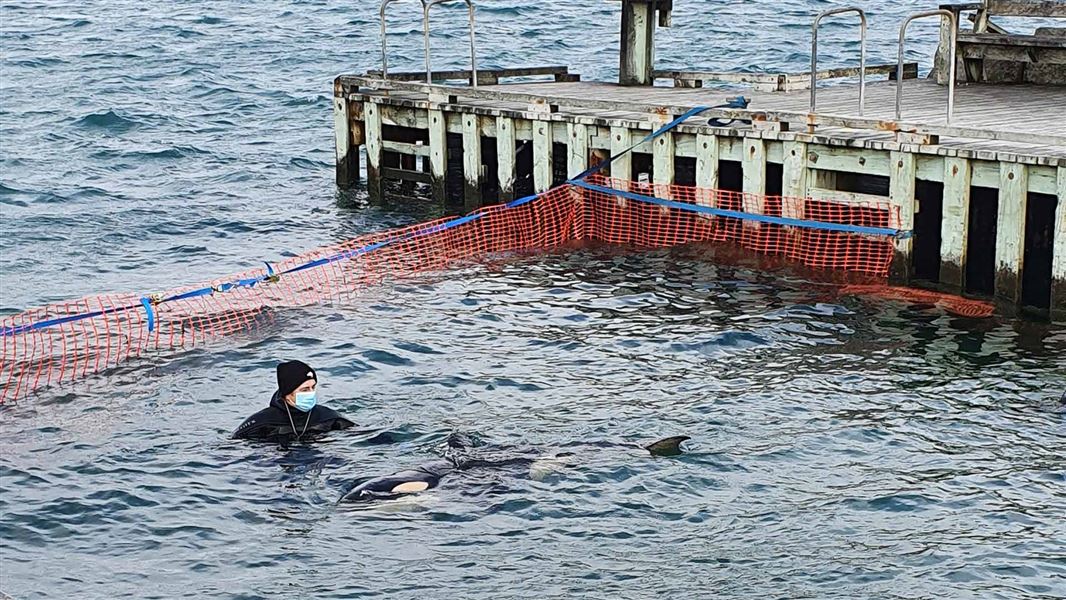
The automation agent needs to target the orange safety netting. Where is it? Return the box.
[841,285,996,318]
[0,177,904,403]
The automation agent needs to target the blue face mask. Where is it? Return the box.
[293,390,317,412]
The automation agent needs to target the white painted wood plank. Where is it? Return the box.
[364,101,383,202]
[940,157,972,288]
[695,133,719,208]
[568,123,589,179]
[428,108,447,202]
[533,120,553,193]
[742,138,767,218]
[782,141,808,220]
[462,114,482,208]
[890,151,917,282]
[653,129,675,202]
[496,116,516,202]
[995,162,1028,302]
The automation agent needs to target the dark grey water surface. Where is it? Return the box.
[1,1,1064,599]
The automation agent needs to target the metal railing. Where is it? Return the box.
[810,7,867,115]
[897,10,957,124]
[379,0,479,86]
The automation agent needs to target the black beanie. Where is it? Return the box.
[277,360,317,398]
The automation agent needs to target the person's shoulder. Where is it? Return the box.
[232,405,286,439]
[312,405,354,429]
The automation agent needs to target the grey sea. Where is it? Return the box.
[1,1,1064,598]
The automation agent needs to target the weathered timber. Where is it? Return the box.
[366,66,577,85]
[334,90,359,187]
[364,101,384,202]
[940,156,973,288]
[655,62,919,92]
[340,77,1066,152]
[1053,166,1066,319]
[890,151,918,283]
[497,116,517,202]
[995,162,1029,302]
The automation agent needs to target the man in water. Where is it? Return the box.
[233,360,354,443]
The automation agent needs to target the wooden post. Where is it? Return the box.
[609,126,631,205]
[533,120,553,193]
[428,108,448,203]
[333,93,359,187]
[932,10,958,85]
[652,128,674,200]
[462,113,482,211]
[1053,166,1066,321]
[940,157,972,289]
[610,126,632,182]
[619,1,656,85]
[889,151,917,283]
[364,101,383,203]
[742,138,767,221]
[568,123,589,178]
[995,162,1028,304]
[496,116,516,202]
[695,133,719,208]
[781,141,808,221]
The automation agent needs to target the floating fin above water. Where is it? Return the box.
[644,435,690,457]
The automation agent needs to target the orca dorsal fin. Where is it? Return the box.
[644,435,690,457]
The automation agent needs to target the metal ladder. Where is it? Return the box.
[810,7,867,116]
[379,0,479,85]
[897,10,957,124]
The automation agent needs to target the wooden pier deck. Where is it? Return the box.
[470,78,1066,161]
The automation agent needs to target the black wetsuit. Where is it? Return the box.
[233,392,354,443]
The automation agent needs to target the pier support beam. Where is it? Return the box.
[428,108,448,203]
[653,129,675,197]
[890,151,917,283]
[333,93,360,187]
[695,133,719,208]
[940,157,972,289]
[533,120,553,193]
[364,101,383,203]
[462,114,482,211]
[742,138,767,221]
[497,116,516,202]
[781,141,808,222]
[995,162,1028,304]
[610,126,632,182]
[1053,166,1066,320]
[568,123,589,178]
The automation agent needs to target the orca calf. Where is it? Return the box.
[339,433,690,503]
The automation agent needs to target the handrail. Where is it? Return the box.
[810,7,867,115]
[424,0,479,87]
[897,10,958,123]
[380,0,431,82]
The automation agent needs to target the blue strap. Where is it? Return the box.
[707,96,751,127]
[140,297,156,332]
[570,104,715,182]
[570,180,911,239]
[0,307,129,337]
